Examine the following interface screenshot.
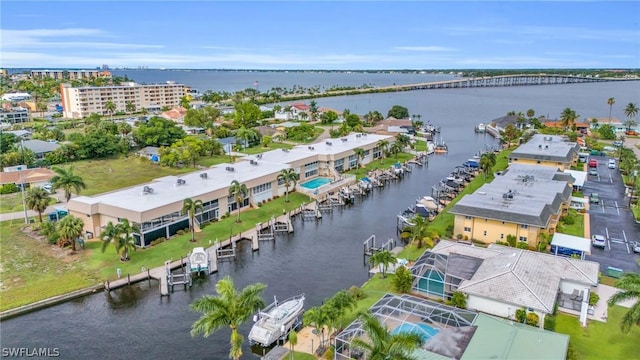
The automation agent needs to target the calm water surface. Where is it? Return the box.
[2,72,639,359]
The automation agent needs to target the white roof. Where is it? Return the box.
[564,170,586,187]
[551,233,591,253]
[71,160,289,213]
[292,133,391,156]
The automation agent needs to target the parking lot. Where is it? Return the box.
[583,156,640,273]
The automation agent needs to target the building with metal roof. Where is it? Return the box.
[508,134,580,170]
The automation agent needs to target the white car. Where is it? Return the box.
[608,159,616,169]
[42,183,53,193]
[591,234,606,249]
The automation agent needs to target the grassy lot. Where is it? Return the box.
[0,192,59,214]
[556,306,640,360]
[558,209,585,237]
[67,156,193,196]
[241,142,294,155]
[344,153,415,180]
[0,193,311,310]
[0,219,102,311]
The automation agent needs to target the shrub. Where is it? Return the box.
[456,234,463,240]
[544,315,556,331]
[515,308,527,323]
[589,292,600,306]
[526,312,539,327]
[256,201,262,207]
[323,345,334,360]
[496,240,509,246]
[516,242,529,249]
[391,266,413,293]
[347,286,366,300]
[561,215,575,225]
[176,230,184,235]
[450,291,467,309]
[0,183,19,194]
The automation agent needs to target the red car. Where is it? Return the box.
[589,159,598,168]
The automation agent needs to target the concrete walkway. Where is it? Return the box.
[559,284,634,324]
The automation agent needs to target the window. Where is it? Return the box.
[500,234,504,239]
[521,224,529,229]
[348,154,358,168]
[464,227,471,232]
[252,182,272,194]
[483,231,487,236]
[465,216,472,220]
[519,236,528,242]
[304,161,318,177]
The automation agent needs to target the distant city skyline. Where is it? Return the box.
[1,1,639,70]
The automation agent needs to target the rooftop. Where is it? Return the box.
[450,167,572,227]
[429,240,599,313]
[509,134,580,164]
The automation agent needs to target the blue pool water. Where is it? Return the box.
[300,177,331,189]
[392,323,439,342]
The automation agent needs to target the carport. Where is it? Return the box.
[564,169,586,191]
[550,233,591,260]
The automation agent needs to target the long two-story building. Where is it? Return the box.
[508,134,580,170]
[66,133,392,246]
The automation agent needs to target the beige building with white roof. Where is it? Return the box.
[67,133,392,246]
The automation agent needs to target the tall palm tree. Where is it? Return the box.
[377,140,389,162]
[607,273,640,334]
[350,312,423,360]
[303,305,331,349]
[560,108,579,131]
[389,142,402,159]
[100,221,120,259]
[25,187,51,223]
[353,147,365,174]
[623,102,638,132]
[190,276,266,360]
[56,215,84,251]
[50,165,86,202]
[408,215,433,249]
[182,198,204,242]
[228,180,248,223]
[125,100,136,114]
[369,250,397,278]
[277,168,297,202]
[105,100,116,121]
[607,97,616,122]
[288,330,298,360]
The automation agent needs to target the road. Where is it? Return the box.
[583,155,640,273]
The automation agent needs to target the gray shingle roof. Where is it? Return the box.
[430,241,599,313]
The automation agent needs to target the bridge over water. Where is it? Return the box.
[376,74,637,91]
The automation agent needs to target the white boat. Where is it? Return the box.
[249,293,305,347]
[475,123,486,133]
[189,247,209,274]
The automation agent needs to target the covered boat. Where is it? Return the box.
[189,247,209,274]
[248,293,305,347]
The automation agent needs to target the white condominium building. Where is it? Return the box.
[59,81,186,119]
[31,69,112,80]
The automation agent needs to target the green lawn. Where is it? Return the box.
[66,156,193,196]
[241,142,294,155]
[558,209,585,237]
[556,306,640,360]
[0,192,59,214]
[344,153,415,180]
[0,192,311,310]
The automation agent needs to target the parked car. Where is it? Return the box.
[589,193,600,204]
[591,234,607,249]
[589,159,598,168]
[42,183,53,193]
[589,168,598,176]
[608,159,616,169]
[632,241,640,254]
[613,141,623,147]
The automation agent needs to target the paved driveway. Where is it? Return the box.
[583,155,640,273]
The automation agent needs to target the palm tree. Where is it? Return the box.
[288,330,298,360]
[408,215,433,249]
[25,187,51,223]
[277,168,298,202]
[480,152,497,178]
[560,108,579,131]
[125,100,136,114]
[100,220,137,261]
[105,100,116,121]
[369,250,397,278]
[56,215,84,251]
[353,147,365,174]
[50,165,86,202]
[228,180,248,223]
[607,97,616,122]
[351,312,423,360]
[190,276,266,360]
[607,273,640,334]
[389,142,402,159]
[623,102,638,132]
[303,306,331,350]
[182,198,204,242]
[377,140,389,162]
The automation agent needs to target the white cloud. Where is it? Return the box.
[0,28,161,51]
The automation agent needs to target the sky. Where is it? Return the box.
[1,1,639,70]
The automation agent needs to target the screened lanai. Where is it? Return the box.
[334,294,478,360]
[410,251,483,300]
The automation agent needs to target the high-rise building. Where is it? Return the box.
[59,81,187,119]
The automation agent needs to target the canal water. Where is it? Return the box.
[1,140,496,360]
[2,79,638,359]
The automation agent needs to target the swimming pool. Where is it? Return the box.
[392,322,439,342]
[300,177,331,189]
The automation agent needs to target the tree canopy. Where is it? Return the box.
[133,116,186,147]
[387,105,409,119]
